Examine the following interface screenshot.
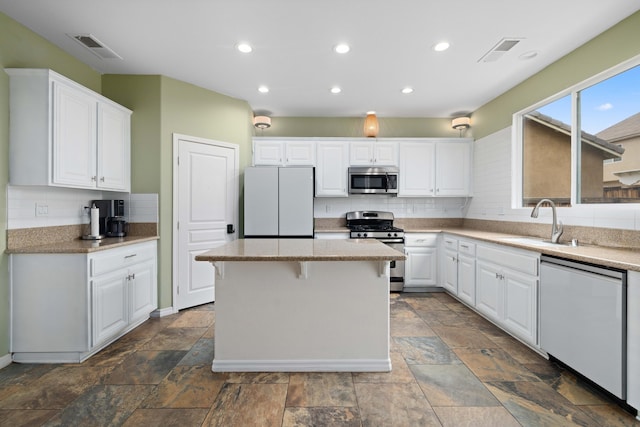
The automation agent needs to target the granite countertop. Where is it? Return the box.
[441,228,640,272]
[314,226,640,272]
[195,238,406,262]
[6,235,159,254]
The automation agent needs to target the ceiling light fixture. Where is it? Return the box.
[451,116,471,136]
[401,87,414,94]
[258,85,269,93]
[433,42,450,52]
[236,43,253,53]
[330,87,342,94]
[334,43,350,54]
[253,115,271,129]
[364,111,379,138]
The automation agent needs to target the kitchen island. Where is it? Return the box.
[195,238,405,372]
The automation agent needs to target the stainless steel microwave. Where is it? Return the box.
[348,166,399,194]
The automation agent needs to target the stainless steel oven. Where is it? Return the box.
[346,211,405,291]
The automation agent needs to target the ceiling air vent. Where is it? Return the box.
[478,38,522,63]
[68,34,122,60]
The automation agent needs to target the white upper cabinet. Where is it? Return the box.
[315,141,349,197]
[435,140,472,196]
[398,138,472,197]
[7,68,131,191]
[97,102,131,191]
[398,141,436,196]
[349,140,398,166]
[253,138,315,166]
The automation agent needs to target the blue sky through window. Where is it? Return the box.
[537,64,640,135]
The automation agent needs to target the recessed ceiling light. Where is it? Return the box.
[433,42,450,52]
[236,43,253,53]
[519,50,539,60]
[366,110,376,115]
[330,86,342,94]
[258,85,269,93]
[334,43,350,54]
[401,87,414,94]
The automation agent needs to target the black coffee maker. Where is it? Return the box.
[92,199,128,237]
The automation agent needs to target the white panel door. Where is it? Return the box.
[176,136,238,310]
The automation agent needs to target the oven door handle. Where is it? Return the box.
[378,238,405,244]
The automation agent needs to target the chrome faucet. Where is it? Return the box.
[531,199,563,243]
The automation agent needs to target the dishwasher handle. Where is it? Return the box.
[540,255,625,280]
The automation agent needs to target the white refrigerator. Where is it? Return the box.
[244,167,314,238]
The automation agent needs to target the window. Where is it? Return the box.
[518,61,640,207]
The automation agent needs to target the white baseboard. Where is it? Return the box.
[212,358,392,373]
[0,353,12,369]
[150,306,177,318]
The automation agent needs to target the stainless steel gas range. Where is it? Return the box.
[346,211,405,291]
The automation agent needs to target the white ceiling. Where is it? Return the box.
[2,1,639,118]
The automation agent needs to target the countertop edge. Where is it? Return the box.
[6,235,159,254]
[195,255,406,262]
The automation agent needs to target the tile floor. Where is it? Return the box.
[0,292,638,426]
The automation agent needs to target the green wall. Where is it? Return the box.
[261,117,464,138]
[473,10,640,139]
[102,75,253,310]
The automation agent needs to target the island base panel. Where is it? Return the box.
[213,260,391,372]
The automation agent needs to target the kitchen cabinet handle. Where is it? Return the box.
[460,244,469,249]
[124,254,137,259]
[91,176,97,182]
[100,177,105,182]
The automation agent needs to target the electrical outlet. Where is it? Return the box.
[35,202,48,216]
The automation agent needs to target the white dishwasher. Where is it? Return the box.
[540,255,627,399]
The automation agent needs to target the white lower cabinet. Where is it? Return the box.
[10,240,157,363]
[475,244,539,346]
[404,234,438,289]
[92,271,128,346]
[457,250,476,306]
[441,235,476,305]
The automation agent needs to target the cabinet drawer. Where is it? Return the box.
[442,236,458,251]
[477,245,538,276]
[90,242,156,277]
[458,240,476,256]
[405,233,438,247]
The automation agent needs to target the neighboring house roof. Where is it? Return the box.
[596,111,640,143]
[525,111,625,158]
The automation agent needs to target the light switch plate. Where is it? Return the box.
[35,202,48,216]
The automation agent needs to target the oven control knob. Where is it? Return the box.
[388,232,392,237]
[357,233,362,238]
[363,233,368,238]
[394,233,398,237]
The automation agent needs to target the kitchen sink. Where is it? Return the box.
[499,236,571,247]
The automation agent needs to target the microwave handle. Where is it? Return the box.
[385,172,389,193]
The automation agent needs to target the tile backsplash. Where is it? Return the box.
[313,196,470,219]
[7,185,158,230]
